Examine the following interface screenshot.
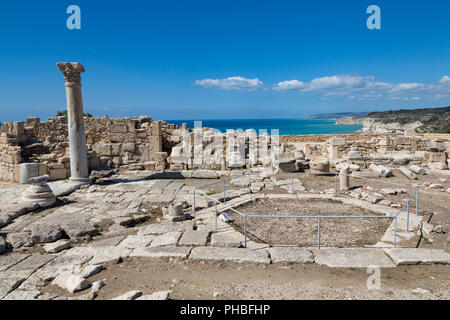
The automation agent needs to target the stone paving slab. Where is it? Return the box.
[130,246,192,259]
[211,230,243,248]
[89,236,125,247]
[88,246,132,265]
[0,278,26,299]
[384,248,450,265]
[311,248,396,268]
[150,231,182,247]
[269,247,315,264]
[0,253,30,272]
[138,220,194,235]
[178,230,210,246]
[3,289,41,300]
[189,247,270,264]
[118,235,155,249]
[7,254,57,272]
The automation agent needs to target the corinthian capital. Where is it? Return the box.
[57,62,85,83]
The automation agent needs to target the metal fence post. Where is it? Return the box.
[291,173,294,194]
[193,189,196,216]
[214,201,218,232]
[334,173,338,195]
[394,217,397,248]
[406,201,410,232]
[317,218,321,249]
[223,181,226,203]
[415,187,419,216]
[244,215,247,248]
[370,179,373,204]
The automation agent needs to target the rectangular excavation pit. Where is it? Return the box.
[225,197,393,247]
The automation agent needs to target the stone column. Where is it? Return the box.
[339,166,350,191]
[57,62,90,183]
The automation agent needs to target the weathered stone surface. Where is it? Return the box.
[90,280,104,298]
[3,289,41,300]
[0,277,26,299]
[6,232,33,248]
[130,246,192,259]
[119,235,154,249]
[0,236,6,254]
[311,248,396,268]
[112,290,142,300]
[0,214,12,228]
[384,248,450,266]
[90,236,126,247]
[138,220,194,235]
[269,247,314,264]
[30,224,62,244]
[178,230,210,246]
[192,170,218,179]
[136,290,171,300]
[0,254,30,272]
[189,247,270,264]
[52,272,90,293]
[150,231,182,247]
[81,265,105,278]
[88,246,131,265]
[43,239,71,253]
[211,230,243,248]
[8,254,57,272]
[62,222,98,238]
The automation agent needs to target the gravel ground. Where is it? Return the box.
[226,198,392,247]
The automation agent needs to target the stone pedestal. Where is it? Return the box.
[21,175,56,207]
[340,166,350,191]
[163,202,186,222]
[57,62,90,184]
[19,163,39,184]
[347,146,362,159]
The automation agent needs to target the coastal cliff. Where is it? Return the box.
[362,106,450,133]
[335,116,365,125]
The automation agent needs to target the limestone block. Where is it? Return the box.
[49,168,67,181]
[93,144,112,156]
[122,143,135,152]
[329,137,346,146]
[398,166,417,180]
[428,152,447,162]
[409,165,426,175]
[38,163,48,176]
[19,163,39,184]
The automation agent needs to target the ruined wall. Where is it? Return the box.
[0,116,181,182]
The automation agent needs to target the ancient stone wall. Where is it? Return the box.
[0,116,181,182]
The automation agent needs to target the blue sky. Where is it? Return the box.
[0,0,449,122]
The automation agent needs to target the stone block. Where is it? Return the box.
[178,230,210,246]
[384,248,450,265]
[269,247,315,264]
[38,163,48,176]
[49,168,67,181]
[19,163,39,184]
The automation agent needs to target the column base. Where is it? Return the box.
[69,177,91,184]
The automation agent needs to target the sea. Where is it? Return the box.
[166,119,362,135]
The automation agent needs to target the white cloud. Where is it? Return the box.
[194,74,450,101]
[439,75,450,84]
[434,94,449,100]
[390,96,420,101]
[192,76,264,91]
[390,83,425,93]
[273,80,306,91]
[306,74,366,91]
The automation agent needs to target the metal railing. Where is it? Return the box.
[193,171,420,249]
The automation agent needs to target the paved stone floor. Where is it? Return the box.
[1,170,449,300]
